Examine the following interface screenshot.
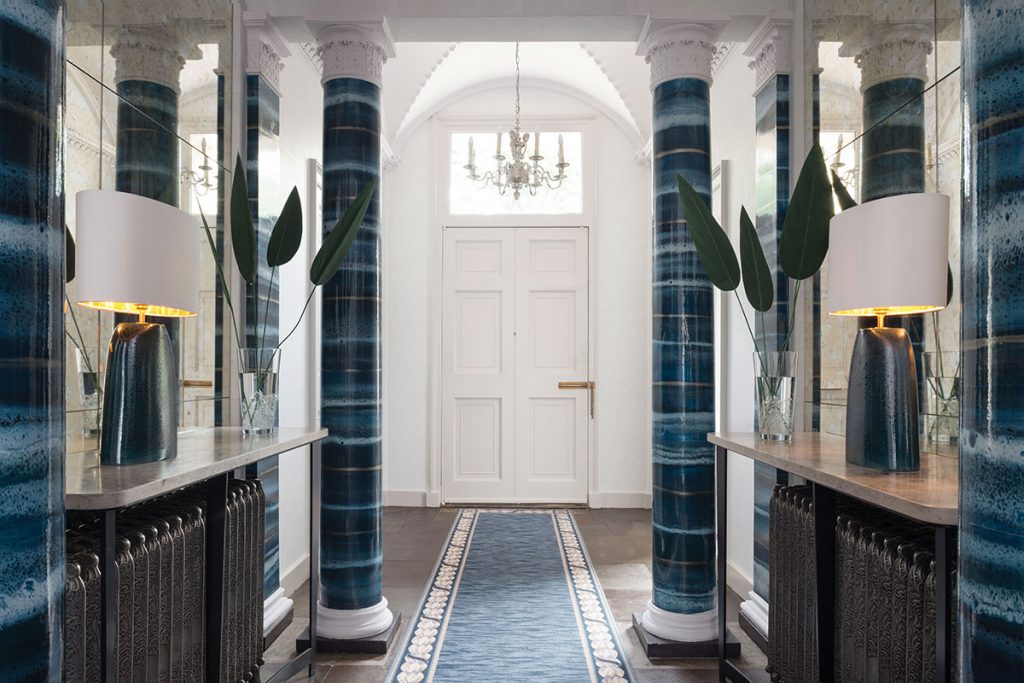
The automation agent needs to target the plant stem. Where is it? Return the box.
[267,287,316,373]
[778,278,803,354]
[931,310,945,377]
[65,293,96,377]
[733,290,762,358]
[259,265,276,360]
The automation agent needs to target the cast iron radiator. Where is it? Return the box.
[766,485,957,683]
[63,479,266,682]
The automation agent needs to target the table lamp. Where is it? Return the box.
[828,192,949,471]
[75,190,199,465]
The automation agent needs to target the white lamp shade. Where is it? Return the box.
[827,192,950,317]
[75,189,200,317]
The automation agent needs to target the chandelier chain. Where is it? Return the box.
[514,42,521,130]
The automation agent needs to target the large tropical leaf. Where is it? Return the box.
[739,207,773,312]
[831,171,858,210]
[310,179,377,286]
[946,264,955,307]
[65,226,75,284]
[781,142,834,280]
[230,154,257,284]
[675,174,740,291]
[267,187,303,267]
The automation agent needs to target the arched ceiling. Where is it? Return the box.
[382,42,650,152]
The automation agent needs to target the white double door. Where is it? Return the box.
[441,226,590,504]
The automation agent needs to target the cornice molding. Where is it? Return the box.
[66,127,117,165]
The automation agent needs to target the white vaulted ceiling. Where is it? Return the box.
[382,42,651,153]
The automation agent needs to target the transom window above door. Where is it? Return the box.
[448,131,583,215]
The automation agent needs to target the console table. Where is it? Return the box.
[66,427,327,682]
[709,432,958,683]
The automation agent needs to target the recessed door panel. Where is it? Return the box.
[454,398,501,478]
[455,292,501,373]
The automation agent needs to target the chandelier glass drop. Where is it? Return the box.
[464,42,569,200]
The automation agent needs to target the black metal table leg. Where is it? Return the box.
[205,472,229,682]
[935,525,953,682]
[100,508,117,682]
[309,439,321,676]
[812,483,836,683]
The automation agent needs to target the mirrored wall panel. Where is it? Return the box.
[66,0,234,451]
[804,0,961,453]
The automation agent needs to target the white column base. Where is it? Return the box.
[640,600,718,642]
[739,591,769,639]
[263,587,294,638]
[316,597,394,640]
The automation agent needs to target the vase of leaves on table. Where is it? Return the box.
[676,143,835,441]
[201,155,376,434]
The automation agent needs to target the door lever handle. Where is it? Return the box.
[558,381,595,419]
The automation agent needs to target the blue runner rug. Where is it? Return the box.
[387,509,636,683]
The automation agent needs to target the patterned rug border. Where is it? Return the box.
[386,508,636,683]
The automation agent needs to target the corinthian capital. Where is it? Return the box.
[245,13,291,93]
[110,24,195,93]
[315,21,395,87]
[638,21,719,90]
[841,23,933,91]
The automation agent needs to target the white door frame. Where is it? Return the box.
[427,115,598,506]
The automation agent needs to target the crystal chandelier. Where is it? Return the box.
[464,42,569,200]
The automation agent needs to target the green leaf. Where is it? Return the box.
[781,142,834,280]
[831,170,858,210]
[739,207,773,312]
[65,226,75,284]
[230,154,257,284]
[267,187,303,267]
[310,179,377,286]
[675,174,740,291]
[946,264,954,307]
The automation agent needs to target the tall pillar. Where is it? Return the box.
[638,22,720,645]
[741,18,794,645]
[843,24,932,361]
[0,1,65,679]
[242,15,293,640]
[109,25,193,354]
[960,1,1024,678]
[315,22,396,642]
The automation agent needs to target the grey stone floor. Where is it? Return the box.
[262,507,769,682]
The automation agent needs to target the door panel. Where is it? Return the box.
[442,228,515,501]
[441,226,588,504]
[514,228,589,502]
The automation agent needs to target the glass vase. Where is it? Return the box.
[922,352,959,444]
[755,351,798,441]
[239,348,279,435]
[76,348,102,436]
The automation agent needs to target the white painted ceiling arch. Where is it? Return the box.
[383,41,650,156]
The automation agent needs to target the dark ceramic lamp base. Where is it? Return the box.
[100,322,177,465]
[845,326,919,471]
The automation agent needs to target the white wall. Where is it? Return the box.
[382,85,652,507]
[275,49,323,590]
[711,50,758,593]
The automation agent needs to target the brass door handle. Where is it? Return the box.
[558,381,595,419]
[181,379,213,388]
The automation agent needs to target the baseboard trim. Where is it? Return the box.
[726,561,753,598]
[588,491,651,509]
[383,489,430,507]
[281,554,310,595]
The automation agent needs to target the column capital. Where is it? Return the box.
[244,12,291,93]
[314,20,395,87]
[840,23,933,92]
[637,20,720,89]
[110,24,196,93]
[743,17,792,94]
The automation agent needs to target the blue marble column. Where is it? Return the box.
[315,25,394,640]
[110,26,189,356]
[960,1,1024,677]
[639,24,719,642]
[0,1,65,679]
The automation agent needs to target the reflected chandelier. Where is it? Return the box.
[464,42,569,200]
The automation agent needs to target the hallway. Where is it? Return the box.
[264,508,769,681]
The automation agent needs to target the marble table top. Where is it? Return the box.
[66,427,328,510]
[708,432,958,526]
